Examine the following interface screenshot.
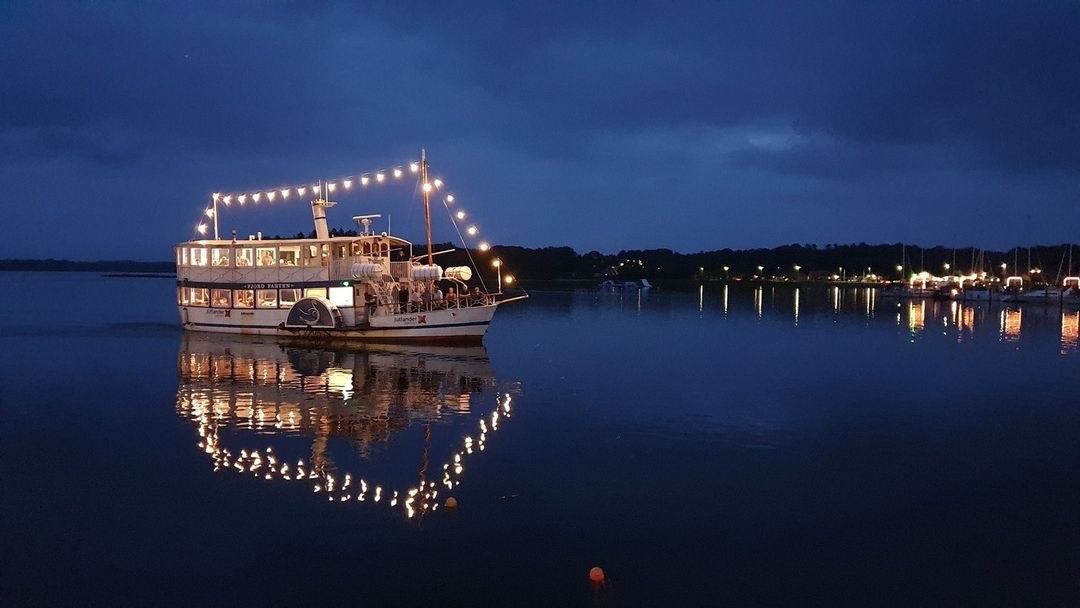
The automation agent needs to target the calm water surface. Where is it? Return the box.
[3,272,1080,606]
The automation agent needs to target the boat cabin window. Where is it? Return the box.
[234,289,254,308]
[304,244,328,267]
[190,248,208,267]
[177,248,185,267]
[256,247,276,267]
[257,289,278,308]
[304,287,327,299]
[177,287,189,305]
[211,289,231,307]
[279,288,301,308]
[334,244,347,259]
[279,246,300,266]
[362,241,372,255]
[212,248,230,267]
[329,286,354,307]
[235,248,253,267]
[189,287,209,306]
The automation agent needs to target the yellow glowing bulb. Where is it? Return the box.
[327,182,336,192]
[361,176,369,186]
[252,192,261,203]
[423,182,433,192]
[504,275,514,285]
[212,192,220,201]
[446,194,455,203]
[376,173,385,183]
[197,223,207,234]
[204,208,214,218]
[492,259,501,268]
[223,195,232,205]
[393,168,403,178]
[456,211,465,220]
[410,162,419,173]
[479,242,490,252]
[344,179,353,189]
[267,191,276,202]
[280,189,290,199]
[298,187,306,196]
[433,178,443,188]
[313,184,321,194]
[467,226,478,235]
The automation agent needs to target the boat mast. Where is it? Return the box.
[421,149,433,265]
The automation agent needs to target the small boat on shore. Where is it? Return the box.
[175,151,525,344]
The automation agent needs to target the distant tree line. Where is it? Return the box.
[4,242,1079,282]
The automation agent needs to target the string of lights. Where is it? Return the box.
[188,158,517,289]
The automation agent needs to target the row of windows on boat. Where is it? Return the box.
[179,287,354,309]
[177,242,395,268]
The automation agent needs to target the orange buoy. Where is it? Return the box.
[588,566,605,584]
[445,496,458,509]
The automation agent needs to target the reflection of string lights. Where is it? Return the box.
[177,345,518,518]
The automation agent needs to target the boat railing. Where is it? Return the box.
[372,295,494,316]
[389,262,412,281]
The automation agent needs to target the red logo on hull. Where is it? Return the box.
[417,315,427,324]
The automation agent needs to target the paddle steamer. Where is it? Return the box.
[175,152,524,343]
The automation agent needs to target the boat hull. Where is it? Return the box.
[179,303,499,345]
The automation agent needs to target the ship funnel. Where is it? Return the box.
[311,199,336,240]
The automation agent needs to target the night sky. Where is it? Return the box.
[2,2,1079,261]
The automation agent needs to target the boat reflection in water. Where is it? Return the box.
[175,333,518,518]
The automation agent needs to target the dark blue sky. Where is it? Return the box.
[2,2,1079,260]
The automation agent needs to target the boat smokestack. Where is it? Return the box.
[311,199,336,240]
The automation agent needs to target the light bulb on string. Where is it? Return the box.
[410,162,419,173]
[393,168,402,179]
[446,195,455,203]
[361,176,370,186]
[280,189,290,199]
[479,242,490,252]
[433,179,442,189]
[376,173,385,183]
[313,184,321,194]
[456,211,466,220]
[212,193,220,202]
[267,191,276,202]
[204,208,214,218]
[467,226,478,236]
[344,180,353,189]
[197,223,208,235]
[252,193,261,203]
[422,183,432,193]
[327,182,336,192]
[223,195,232,205]
[238,194,247,205]
[298,187,306,196]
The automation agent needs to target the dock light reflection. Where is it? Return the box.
[175,334,520,519]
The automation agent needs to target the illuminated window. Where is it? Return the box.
[211,248,231,267]
[189,287,209,306]
[256,247,276,267]
[190,248,208,267]
[177,287,189,305]
[362,241,372,255]
[329,286,354,307]
[234,289,254,308]
[279,246,301,266]
[176,248,184,267]
[304,288,327,299]
[235,248,253,267]
[257,289,278,308]
[211,289,231,308]
[279,288,301,308]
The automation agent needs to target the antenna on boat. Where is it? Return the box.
[421,149,433,265]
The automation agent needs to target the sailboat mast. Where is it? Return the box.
[421,149,433,265]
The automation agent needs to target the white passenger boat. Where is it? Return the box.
[175,152,525,344]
